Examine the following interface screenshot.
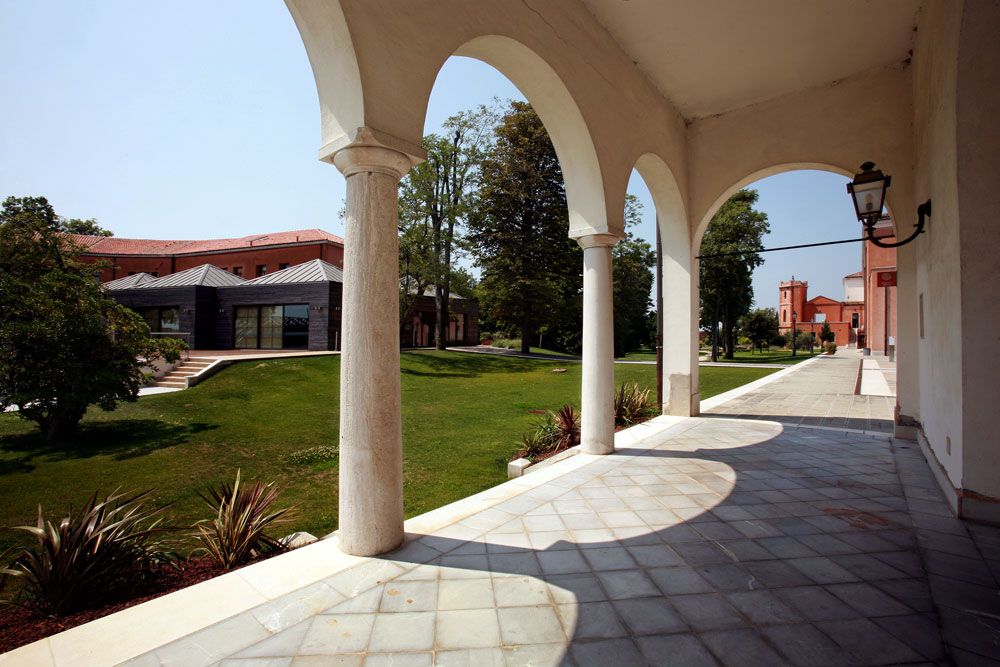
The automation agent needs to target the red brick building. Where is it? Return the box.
[863,223,898,354]
[74,229,345,283]
[777,224,897,351]
[778,278,864,347]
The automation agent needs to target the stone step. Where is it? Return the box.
[173,366,207,373]
[152,380,186,388]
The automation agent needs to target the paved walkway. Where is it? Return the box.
[10,350,999,666]
[703,349,895,435]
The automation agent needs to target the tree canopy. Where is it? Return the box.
[699,189,770,360]
[740,307,779,353]
[468,101,582,354]
[613,195,656,357]
[0,196,181,441]
[59,217,113,237]
[398,105,496,348]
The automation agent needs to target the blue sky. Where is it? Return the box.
[1,1,861,310]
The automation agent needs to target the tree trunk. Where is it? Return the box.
[723,311,735,360]
[711,297,720,362]
[521,309,531,354]
[40,407,83,442]
[435,284,447,351]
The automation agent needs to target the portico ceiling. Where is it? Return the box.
[581,0,922,121]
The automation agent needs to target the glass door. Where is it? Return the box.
[282,304,309,349]
[259,306,283,349]
[234,307,259,349]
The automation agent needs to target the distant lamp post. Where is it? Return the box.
[847,162,930,248]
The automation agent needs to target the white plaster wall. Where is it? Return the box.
[911,0,964,492]
[687,65,915,243]
[956,0,1000,504]
[843,276,864,303]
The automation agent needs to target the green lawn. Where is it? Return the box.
[0,351,775,550]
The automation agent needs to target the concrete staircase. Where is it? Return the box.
[149,357,216,389]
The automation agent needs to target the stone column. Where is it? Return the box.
[332,134,413,556]
[577,234,618,455]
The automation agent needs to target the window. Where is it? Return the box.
[782,309,787,323]
[814,313,826,323]
[141,307,180,334]
[279,263,290,270]
[234,305,310,350]
[233,266,244,277]
[851,312,860,328]
[256,264,268,277]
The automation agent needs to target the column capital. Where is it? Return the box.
[575,233,620,250]
[332,127,421,179]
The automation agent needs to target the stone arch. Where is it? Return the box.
[284,0,365,159]
[693,162,903,253]
[425,35,611,238]
[629,153,699,415]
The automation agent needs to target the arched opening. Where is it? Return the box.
[695,165,904,413]
[446,35,610,238]
[415,42,617,460]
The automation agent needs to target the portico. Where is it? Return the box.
[286,0,1000,553]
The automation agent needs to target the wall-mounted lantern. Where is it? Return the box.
[847,162,930,248]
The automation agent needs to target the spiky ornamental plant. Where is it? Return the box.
[193,470,293,571]
[614,382,655,427]
[0,490,174,616]
[551,404,581,451]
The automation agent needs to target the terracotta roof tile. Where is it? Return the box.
[76,229,344,256]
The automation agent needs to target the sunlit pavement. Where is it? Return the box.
[13,350,997,666]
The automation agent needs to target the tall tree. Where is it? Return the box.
[398,105,496,348]
[613,195,656,357]
[0,196,181,441]
[699,189,769,360]
[468,101,581,354]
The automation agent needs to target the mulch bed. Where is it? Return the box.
[0,551,281,654]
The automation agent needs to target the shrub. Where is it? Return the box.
[516,404,580,460]
[492,338,521,350]
[614,382,655,426]
[517,427,550,460]
[286,445,339,465]
[771,334,787,348]
[825,342,838,355]
[193,470,293,571]
[0,490,174,616]
[551,404,580,450]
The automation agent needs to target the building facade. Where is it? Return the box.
[75,229,345,283]
[778,278,864,347]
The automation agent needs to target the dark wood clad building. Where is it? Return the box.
[106,259,478,352]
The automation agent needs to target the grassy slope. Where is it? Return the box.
[0,352,775,549]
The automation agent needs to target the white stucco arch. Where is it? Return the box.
[694,163,853,253]
[284,0,365,160]
[630,153,699,415]
[445,36,610,238]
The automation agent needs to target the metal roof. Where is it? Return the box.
[103,272,157,290]
[240,259,343,286]
[133,264,247,289]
